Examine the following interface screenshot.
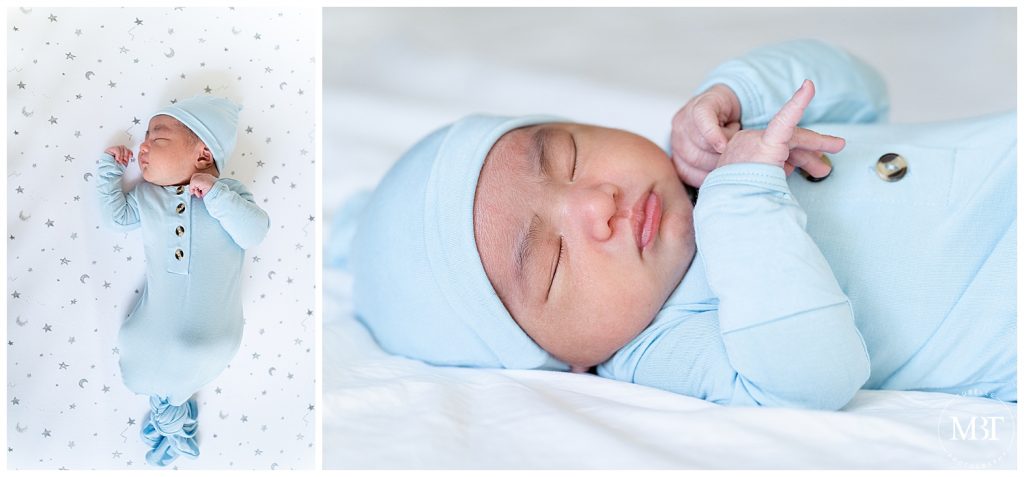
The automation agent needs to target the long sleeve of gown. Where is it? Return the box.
[696,39,890,128]
[96,153,141,231]
[599,163,871,409]
[202,178,270,250]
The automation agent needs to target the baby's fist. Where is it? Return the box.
[189,173,217,199]
[104,145,134,166]
[670,84,742,187]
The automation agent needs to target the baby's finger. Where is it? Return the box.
[722,121,741,141]
[788,149,832,179]
[789,128,845,154]
[764,79,814,146]
[693,100,729,153]
[675,140,719,174]
[783,162,795,176]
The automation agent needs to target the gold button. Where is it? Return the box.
[174,249,184,260]
[175,225,185,237]
[798,153,832,183]
[875,153,908,182]
[176,203,186,214]
[175,185,185,195]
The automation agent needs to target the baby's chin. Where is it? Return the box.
[141,170,183,187]
[140,169,161,185]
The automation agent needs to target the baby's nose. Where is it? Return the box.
[565,183,620,242]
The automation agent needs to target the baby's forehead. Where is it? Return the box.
[147,114,189,133]
[484,123,559,170]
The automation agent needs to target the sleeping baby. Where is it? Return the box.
[97,95,270,466]
[346,40,1016,410]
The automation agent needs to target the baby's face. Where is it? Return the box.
[139,115,205,186]
[474,123,696,369]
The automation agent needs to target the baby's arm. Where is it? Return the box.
[96,146,142,230]
[702,82,868,407]
[200,179,270,249]
[684,163,870,409]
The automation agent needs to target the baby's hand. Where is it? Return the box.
[716,80,844,175]
[670,84,742,188]
[104,145,134,166]
[189,173,217,199]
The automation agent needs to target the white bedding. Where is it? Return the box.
[7,7,317,469]
[322,8,1017,469]
[325,265,1016,468]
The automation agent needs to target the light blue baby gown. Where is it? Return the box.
[598,40,1016,409]
[97,153,270,463]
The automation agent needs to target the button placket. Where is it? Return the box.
[174,198,187,260]
[166,188,191,274]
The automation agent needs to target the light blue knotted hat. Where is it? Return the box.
[349,114,569,370]
[153,95,241,172]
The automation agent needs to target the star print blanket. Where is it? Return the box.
[7,7,316,470]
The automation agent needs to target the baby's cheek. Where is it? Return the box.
[595,304,655,358]
[664,203,695,241]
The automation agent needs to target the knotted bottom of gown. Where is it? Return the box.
[140,395,199,466]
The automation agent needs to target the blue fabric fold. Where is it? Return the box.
[140,395,199,467]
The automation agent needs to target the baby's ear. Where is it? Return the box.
[195,146,215,170]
